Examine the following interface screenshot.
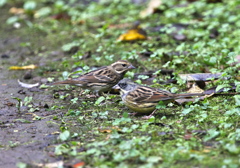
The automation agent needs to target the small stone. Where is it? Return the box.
[1,54,10,59]
[23,71,32,80]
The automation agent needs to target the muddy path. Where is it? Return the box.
[0,70,60,168]
[0,10,66,168]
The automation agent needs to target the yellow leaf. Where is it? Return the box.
[9,7,25,15]
[9,64,38,70]
[187,83,204,93]
[117,24,147,41]
[98,126,121,133]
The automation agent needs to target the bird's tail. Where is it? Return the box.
[50,80,81,86]
[174,93,205,99]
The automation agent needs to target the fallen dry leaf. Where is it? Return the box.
[117,22,147,41]
[9,64,38,70]
[175,93,213,104]
[187,83,204,93]
[98,126,121,133]
[184,133,193,140]
[18,79,40,88]
[34,161,63,168]
[108,23,132,29]
[179,73,224,82]
[230,55,240,66]
[140,0,162,18]
[9,7,25,15]
[50,13,71,21]
[73,162,85,168]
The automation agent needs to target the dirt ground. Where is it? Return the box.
[0,15,64,168]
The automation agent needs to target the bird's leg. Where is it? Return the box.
[86,91,99,98]
[129,112,138,116]
[141,109,157,120]
[79,89,85,96]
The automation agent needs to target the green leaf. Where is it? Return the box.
[15,119,31,123]
[6,16,19,25]
[224,108,240,116]
[138,75,149,80]
[236,83,240,92]
[234,95,240,106]
[209,56,217,64]
[215,84,231,92]
[156,101,166,109]
[16,162,27,168]
[181,108,193,115]
[54,144,69,155]
[62,71,69,80]
[95,96,105,105]
[131,124,139,130]
[35,7,52,18]
[224,143,240,154]
[204,129,219,142]
[147,156,162,163]
[59,130,70,141]
[62,41,80,52]
[23,1,37,10]
[0,0,7,7]
[123,112,129,118]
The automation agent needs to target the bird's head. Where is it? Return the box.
[111,60,135,74]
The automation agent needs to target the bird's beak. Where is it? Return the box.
[128,65,135,69]
[112,84,120,89]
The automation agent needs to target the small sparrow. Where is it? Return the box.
[113,79,204,116]
[51,60,135,96]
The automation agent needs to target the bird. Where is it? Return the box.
[51,60,135,96]
[113,78,204,117]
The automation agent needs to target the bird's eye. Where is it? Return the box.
[122,64,127,67]
[119,83,127,89]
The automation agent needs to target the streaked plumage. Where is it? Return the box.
[52,60,135,95]
[114,79,204,114]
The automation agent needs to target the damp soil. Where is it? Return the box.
[0,8,66,168]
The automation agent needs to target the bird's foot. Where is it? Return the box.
[141,109,157,120]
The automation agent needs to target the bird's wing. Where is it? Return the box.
[127,86,174,103]
[72,66,117,86]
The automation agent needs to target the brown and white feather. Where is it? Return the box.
[115,79,204,113]
[52,60,135,95]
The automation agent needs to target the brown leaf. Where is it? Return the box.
[9,7,25,15]
[98,126,121,133]
[187,83,204,93]
[51,13,71,21]
[230,55,240,66]
[178,73,224,82]
[175,93,213,104]
[108,23,132,29]
[140,0,162,18]
[73,162,85,168]
[184,133,193,140]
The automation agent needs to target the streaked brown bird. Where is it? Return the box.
[114,79,204,117]
[52,60,135,96]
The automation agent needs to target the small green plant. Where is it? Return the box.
[12,97,22,113]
